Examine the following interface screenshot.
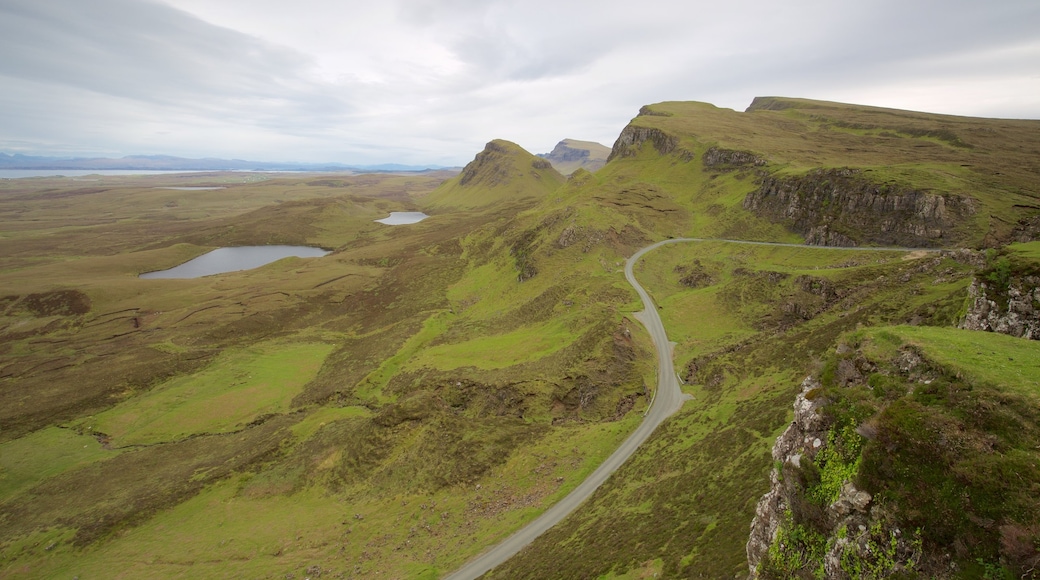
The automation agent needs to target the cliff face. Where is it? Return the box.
[746,378,920,579]
[960,276,1040,339]
[606,125,687,162]
[742,168,977,247]
[537,139,610,175]
[746,377,830,572]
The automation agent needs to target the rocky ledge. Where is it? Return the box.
[742,168,976,247]
[960,275,1040,339]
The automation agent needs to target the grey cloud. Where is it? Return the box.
[0,0,356,131]
[0,0,1037,164]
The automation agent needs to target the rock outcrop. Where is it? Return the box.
[607,125,683,162]
[747,377,830,574]
[702,146,766,169]
[742,168,976,247]
[960,276,1040,339]
[747,375,923,579]
[537,139,610,175]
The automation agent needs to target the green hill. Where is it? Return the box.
[422,139,564,209]
[0,98,1038,579]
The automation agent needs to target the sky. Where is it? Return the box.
[1,0,1038,166]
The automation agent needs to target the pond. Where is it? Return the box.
[140,246,329,279]
[375,212,429,225]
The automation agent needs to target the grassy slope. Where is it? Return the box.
[490,242,975,578]
[0,150,652,578]
[423,140,565,210]
[1,97,1036,579]
[623,99,1040,246]
[485,98,1038,577]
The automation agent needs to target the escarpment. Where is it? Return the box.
[537,139,610,174]
[743,168,977,247]
[607,125,682,162]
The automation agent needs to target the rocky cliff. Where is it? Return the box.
[748,327,1040,579]
[537,139,610,175]
[746,377,922,579]
[960,275,1040,339]
[606,125,690,162]
[742,168,977,247]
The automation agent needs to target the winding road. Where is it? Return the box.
[443,239,692,580]
[444,238,932,579]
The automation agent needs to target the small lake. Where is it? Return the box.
[140,246,329,279]
[375,212,429,225]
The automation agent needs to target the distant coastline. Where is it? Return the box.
[0,152,451,173]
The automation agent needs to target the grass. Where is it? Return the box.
[10,413,643,580]
[490,235,979,578]
[355,312,449,401]
[406,315,586,371]
[2,96,1037,579]
[82,341,335,446]
[860,325,1040,398]
[0,427,121,499]
[0,166,654,578]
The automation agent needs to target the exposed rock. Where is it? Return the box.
[747,377,829,574]
[960,276,1040,339]
[828,482,872,520]
[637,105,672,117]
[747,374,928,579]
[674,260,718,288]
[537,139,610,174]
[742,168,976,247]
[458,140,515,187]
[702,146,766,169]
[607,125,679,162]
[1010,213,1040,243]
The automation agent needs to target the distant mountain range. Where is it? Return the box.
[0,152,449,172]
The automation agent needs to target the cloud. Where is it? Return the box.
[0,0,1037,164]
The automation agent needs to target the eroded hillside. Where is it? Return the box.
[1,97,1038,579]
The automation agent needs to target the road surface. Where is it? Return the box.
[443,238,931,579]
[443,239,692,580]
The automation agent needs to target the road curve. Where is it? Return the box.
[443,238,931,579]
[443,239,691,580]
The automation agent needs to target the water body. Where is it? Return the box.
[140,246,329,279]
[375,212,429,225]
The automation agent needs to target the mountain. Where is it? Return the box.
[422,139,565,209]
[0,98,1038,579]
[536,138,611,175]
[0,152,448,172]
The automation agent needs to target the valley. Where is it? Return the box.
[2,97,1039,579]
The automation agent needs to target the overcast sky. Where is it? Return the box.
[1,0,1038,165]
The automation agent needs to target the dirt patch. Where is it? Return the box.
[16,289,92,317]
